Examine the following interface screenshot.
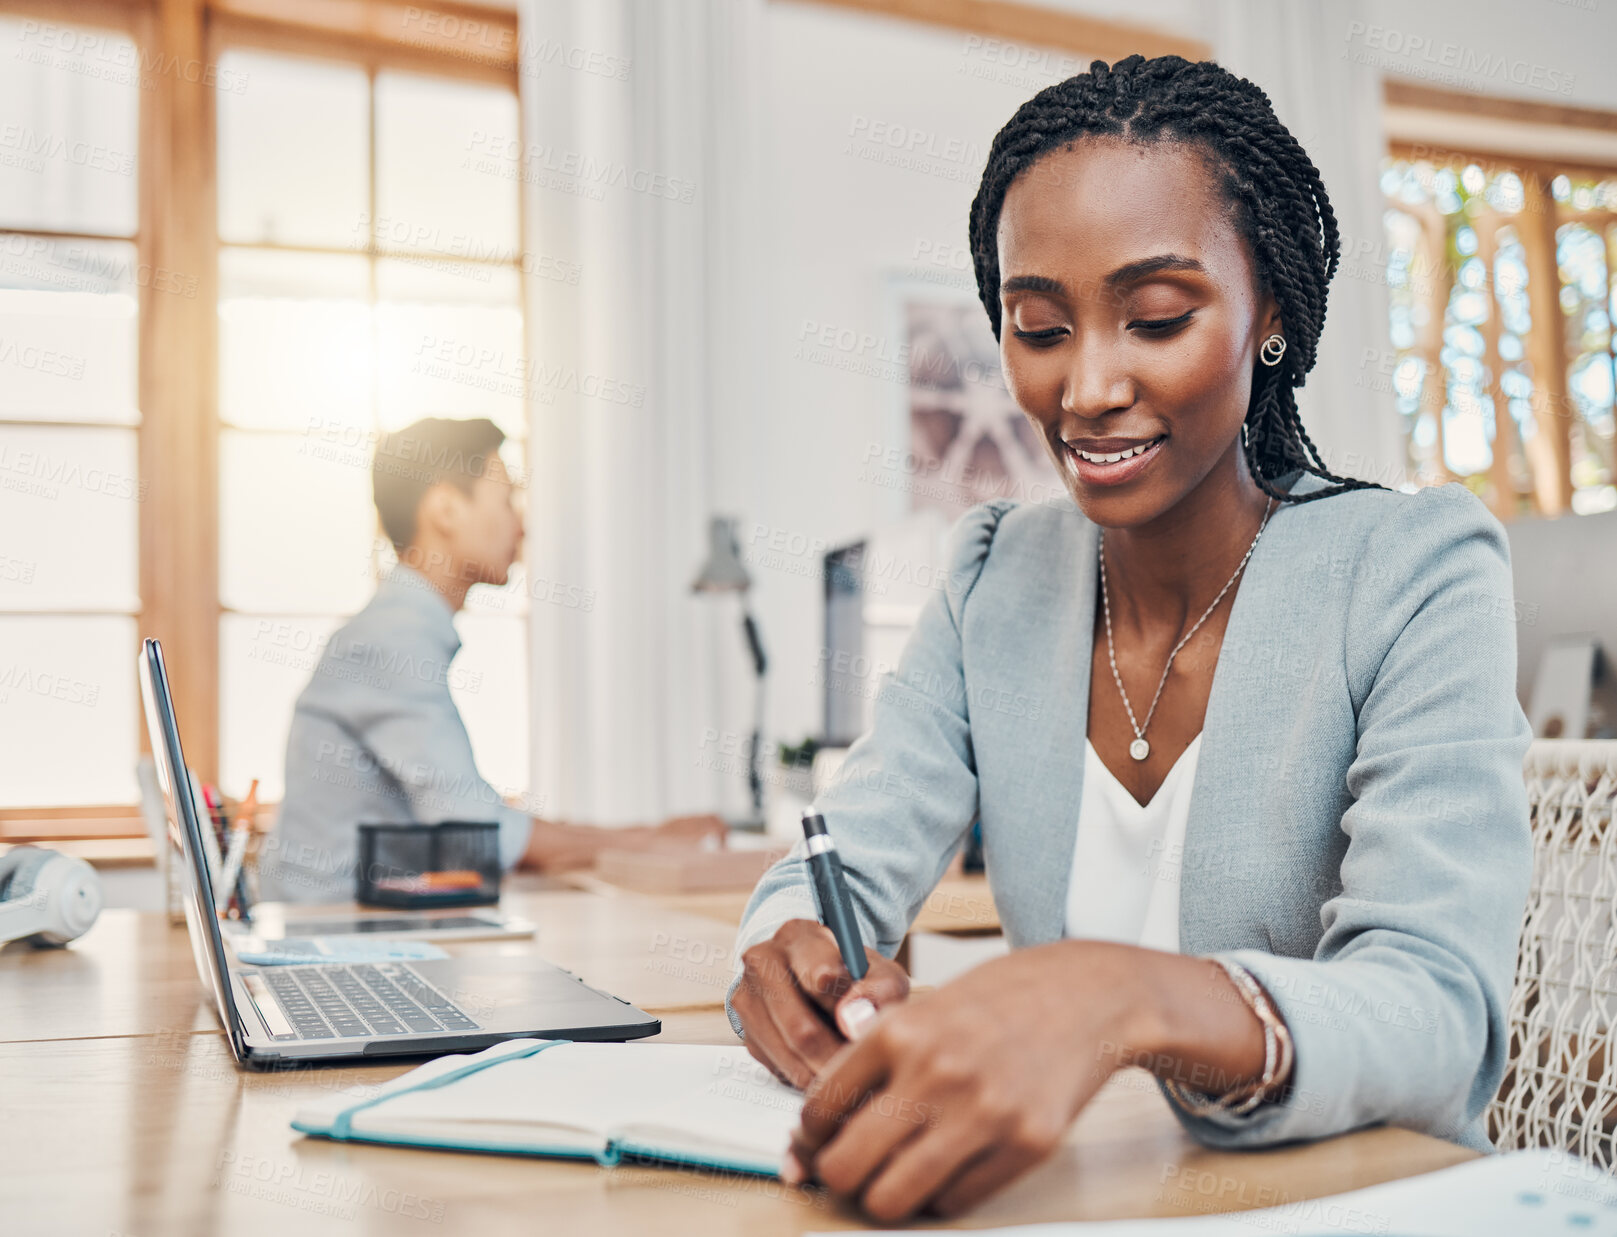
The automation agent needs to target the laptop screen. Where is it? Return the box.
[137,638,248,1061]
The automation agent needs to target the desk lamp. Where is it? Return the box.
[692,516,767,830]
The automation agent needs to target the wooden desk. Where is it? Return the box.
[1,893,1477,1235]
[563,869,1001,975]
[565,870,1001,936]
[0,1009,1474,1235]
[0,888,744,1043]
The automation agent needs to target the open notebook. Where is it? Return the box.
[292,1039,804,1177]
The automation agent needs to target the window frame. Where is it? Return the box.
[0,0,519,842]
[1382,81,1617,521]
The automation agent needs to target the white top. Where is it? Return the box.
[1063,733,1203,953]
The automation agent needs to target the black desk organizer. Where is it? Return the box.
[356,821,502,908]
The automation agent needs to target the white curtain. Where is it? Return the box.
[517,0,766,824]
[1212,0,1407,488]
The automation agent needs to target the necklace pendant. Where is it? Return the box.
[1129,738,1150,761]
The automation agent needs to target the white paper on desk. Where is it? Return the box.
[819,1148,1617,1236]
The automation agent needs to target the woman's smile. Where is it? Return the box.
[1060,433,1168,488]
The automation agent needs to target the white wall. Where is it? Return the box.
[739,2,1072,752]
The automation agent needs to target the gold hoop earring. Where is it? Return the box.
[1259,335,1287,367]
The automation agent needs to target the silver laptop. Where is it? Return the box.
[138,637,660,1066]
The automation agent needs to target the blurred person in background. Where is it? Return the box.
[258,415,724,902]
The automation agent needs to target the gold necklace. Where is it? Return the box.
[1097,499,1274,761]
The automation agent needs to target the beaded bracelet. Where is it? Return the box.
[1162,958,1294,1118]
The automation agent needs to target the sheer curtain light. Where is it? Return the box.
[518,0,765,824]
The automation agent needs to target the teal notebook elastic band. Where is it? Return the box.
[610,1138,780,1178]
[327,1039,568,1139]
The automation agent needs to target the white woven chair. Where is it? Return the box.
[1489,739,1617,1168]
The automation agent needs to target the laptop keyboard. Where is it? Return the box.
[259,963,481,1039]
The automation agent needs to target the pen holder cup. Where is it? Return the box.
[355,821,502,908]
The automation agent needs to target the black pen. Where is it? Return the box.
[800,807,867,981]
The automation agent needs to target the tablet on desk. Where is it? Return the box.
[225,904,536,944]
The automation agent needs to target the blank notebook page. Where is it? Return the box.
[352,1043,803,1160]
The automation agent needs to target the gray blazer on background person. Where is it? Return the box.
[727,470,1533,1155]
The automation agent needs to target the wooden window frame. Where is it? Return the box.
[0,0,517,842]
[1382,81,1617,522]
[786,0,1209,62]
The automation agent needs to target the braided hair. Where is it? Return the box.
[968,54,1379,504]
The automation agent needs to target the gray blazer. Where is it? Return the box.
[728,473,1533,1154]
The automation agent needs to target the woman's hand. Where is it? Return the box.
[786,940,1173,1222]
[731,918,911,1090]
